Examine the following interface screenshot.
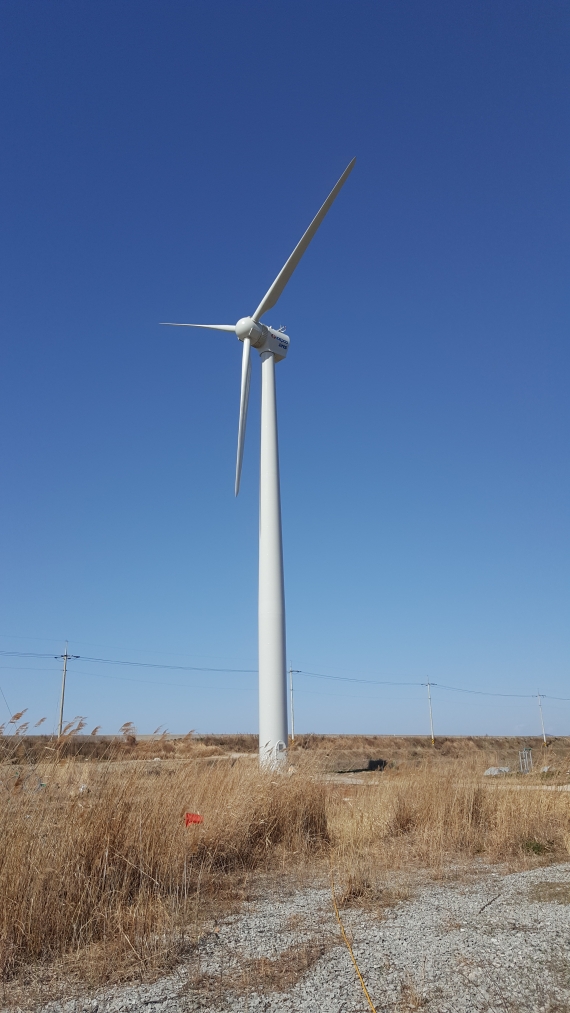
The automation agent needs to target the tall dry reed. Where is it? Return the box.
[329,763,570,867]
[1,746,570,986]
[0,756,327,979]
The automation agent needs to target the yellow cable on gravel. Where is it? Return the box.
[330,872,378,1013]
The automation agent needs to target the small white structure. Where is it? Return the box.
[519,747,533,773]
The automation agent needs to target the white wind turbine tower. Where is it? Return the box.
[162,158,355,765]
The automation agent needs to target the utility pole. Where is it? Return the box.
[56,642,79,737]
[425,680,435,746]
[288,663,301,743]
[538,691,547,745]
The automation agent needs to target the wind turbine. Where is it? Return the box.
[161,158,355,765]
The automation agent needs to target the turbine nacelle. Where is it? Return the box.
[235,317,289,362]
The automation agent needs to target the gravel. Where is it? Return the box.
[30,863,570,1013]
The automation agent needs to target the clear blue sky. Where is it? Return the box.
[1,1,568,737]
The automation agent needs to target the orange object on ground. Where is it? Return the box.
[185,812,203,825]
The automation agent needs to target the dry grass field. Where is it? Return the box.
[1,730,570,1003]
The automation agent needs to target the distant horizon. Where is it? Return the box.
[3,730,562,742]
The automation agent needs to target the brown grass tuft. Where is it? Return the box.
[0,757,328,983]
[2,735,570,994]
[528,881,570,904]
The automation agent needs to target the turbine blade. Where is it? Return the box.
[159,323,237,332]
[252,157,356,322]
[235,338,251,496]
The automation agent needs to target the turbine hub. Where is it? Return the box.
[236,317,264,346]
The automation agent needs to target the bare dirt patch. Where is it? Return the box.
[529,880,570,904]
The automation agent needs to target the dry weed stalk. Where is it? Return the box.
[0,755,328,980]
[329,762,570,870]
[1,741,570,989]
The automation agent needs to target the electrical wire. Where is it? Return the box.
[0,650,256,674]
[0,650,568,702]
[72,669,256,692]
[432,682,535,700]
[296,672,544,700]
[0,664,256,694]
[0,685,12,719]
[299,670,422,687]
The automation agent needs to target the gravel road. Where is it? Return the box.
[34,863,570,1013]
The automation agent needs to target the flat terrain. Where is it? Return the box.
[2,734,570,1009]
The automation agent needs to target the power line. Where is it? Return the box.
[0,664,257,694]
[297,672,544,700]
[299,670,422,687]
[82,655,257,674]
[72,669,256,692]
[0,684,12,720]
[0,632,239,658]
[0,650,568,703]
[0,665,62,673]
[0,650,257,674]
[432,682,536,700]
